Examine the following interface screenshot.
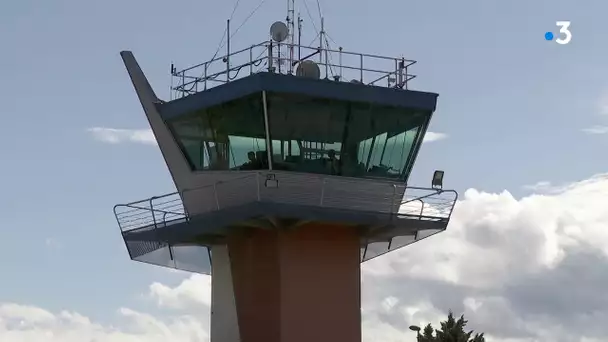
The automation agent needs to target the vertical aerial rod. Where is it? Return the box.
[287,0,295,73]
[170,63,174,100]
[319,17,324,64]
[297,13,302,61]
[226,19,231,82]
[322,17,328,78]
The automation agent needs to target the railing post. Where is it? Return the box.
[400,58,405,88]
[394,59,398,87]
[213,183,220,210]
[268,42,274,72]
[324,48,329,79]
[149,197,158,229]
[249,46,253,75]
[359,54,364,82]
[181,73,185,98]
[446,191,459,221]
[204,63,208,90]
[339,47,343,80]
[320,178,326,206]
[113,206,124,232]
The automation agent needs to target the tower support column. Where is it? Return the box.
[226,223,362,342]
[210,245,241,342]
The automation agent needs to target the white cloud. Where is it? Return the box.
[87,127,447,145]
[0,304,208,342]
[360,173,608,341]
[522,180,554,192]
[2,173,608,342]
[521,180,570,194]
[423,131,448,143]
[87,127,156,145]
[581,91,608,134]
[148,274,211,311]
[581,125,608,135]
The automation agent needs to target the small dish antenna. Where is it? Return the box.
[296,60,321,79]
[270,21,289,42]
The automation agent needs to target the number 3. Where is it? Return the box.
[555,21,572,45]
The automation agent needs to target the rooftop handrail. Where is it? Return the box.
[113,172,457,233]
[173,41,416,75]
[178,41,270,74]
[170,40,418,99]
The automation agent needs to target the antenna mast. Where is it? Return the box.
[286,0,295,73]
[297,13,302,61]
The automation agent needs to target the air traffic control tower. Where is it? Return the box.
[114,20,457,342]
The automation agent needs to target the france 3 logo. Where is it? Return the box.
[545,21,572,45]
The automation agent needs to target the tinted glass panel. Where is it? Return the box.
[166,91,430,182]
[266,92,429,180]
[167,94,269,171]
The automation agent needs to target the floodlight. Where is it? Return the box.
[432,170,444,190]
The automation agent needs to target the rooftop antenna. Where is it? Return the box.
[286,0,296,73]
[270,21,289,42]
[270,21,289,73]
[320,17,328,78]
[226,19,231,82]
[297,13,303,61]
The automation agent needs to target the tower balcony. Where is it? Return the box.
[114,171,457,274]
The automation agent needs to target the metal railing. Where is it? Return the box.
[114,172,457,234]
[170,41,417,99]
[114,192,186,232]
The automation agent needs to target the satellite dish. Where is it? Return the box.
[296,60,321,79]
[270,21,289,42]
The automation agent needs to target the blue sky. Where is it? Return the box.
[1,0,607,341]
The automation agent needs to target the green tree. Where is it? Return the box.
[415,311,485,342]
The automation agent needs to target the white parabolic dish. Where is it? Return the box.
[270,21,289,42]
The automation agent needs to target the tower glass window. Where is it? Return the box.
[167,91,430,181]
[265,92,429,180]
[168,94,268,171]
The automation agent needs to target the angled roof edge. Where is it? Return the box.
[159,72,439,121]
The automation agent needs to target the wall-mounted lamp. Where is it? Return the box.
[432,170,444,190]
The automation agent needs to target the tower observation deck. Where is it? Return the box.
[114,22,457,342]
